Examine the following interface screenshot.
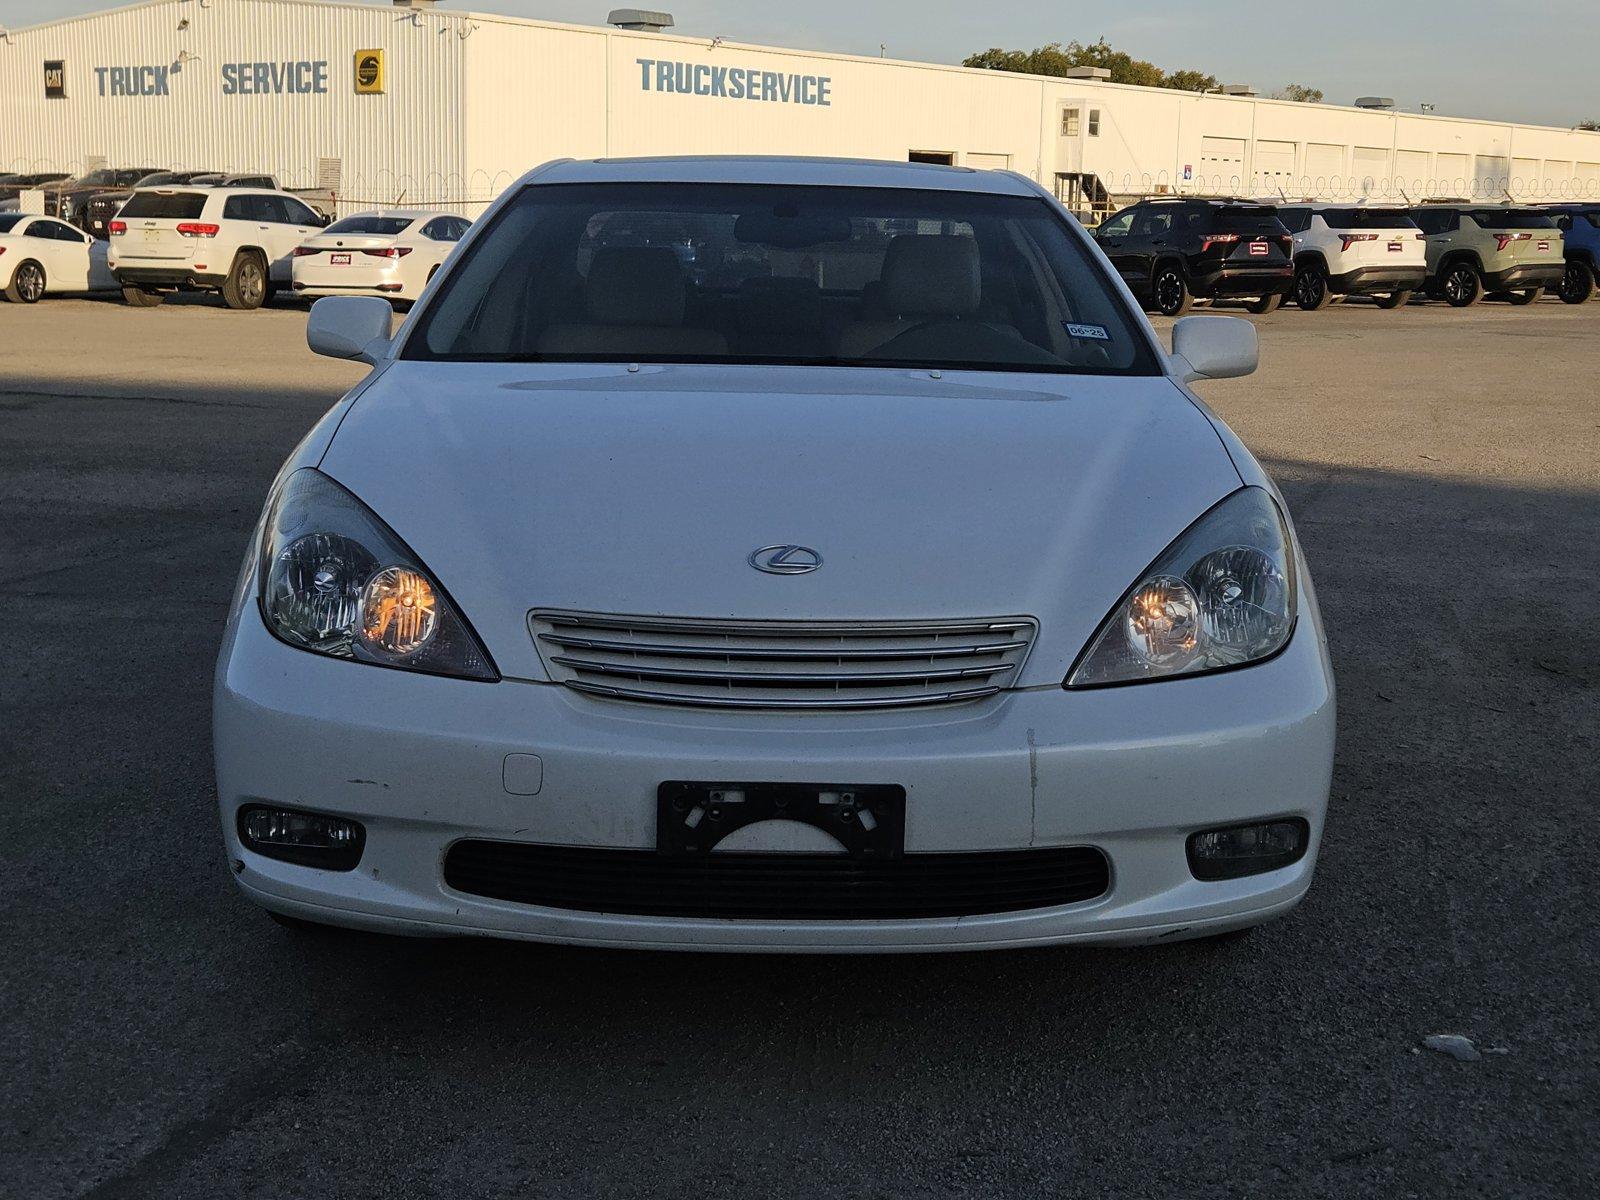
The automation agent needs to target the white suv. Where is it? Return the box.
[1275,205,1427,311]
[108,186,329,309]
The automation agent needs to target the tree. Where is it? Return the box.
[963,39,1217,93]
[1272,83,1325,104]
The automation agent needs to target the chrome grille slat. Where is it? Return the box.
[530,611,1037,711]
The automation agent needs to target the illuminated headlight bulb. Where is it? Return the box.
[1123,575,1200,667]
[359,566,439,656]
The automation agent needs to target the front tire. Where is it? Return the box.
[1244,293,1283,314]
[1152,265,1193,317]
[1293,262,1333,311]
[4,260,46,304]
[1441,261,1483,307]
[120,284,165,308]
[1559,260,1596,305]
[1375,290,1413,310]
[222,252,268,310]
[1507,287,1543,306]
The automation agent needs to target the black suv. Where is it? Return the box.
[45,167,161,230]
[1093,199,1295,316]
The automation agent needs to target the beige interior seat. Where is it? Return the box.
[537,246,729,357]
[834,235,983,359]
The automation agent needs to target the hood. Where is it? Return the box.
[317,363,1243,685]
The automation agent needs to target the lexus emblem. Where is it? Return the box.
[749,545,822,575]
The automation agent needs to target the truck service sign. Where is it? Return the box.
[635,57,832,107]
[88,60,331,96]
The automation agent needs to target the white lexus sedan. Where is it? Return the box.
[215,156,1335,953]
[290,210,470,305]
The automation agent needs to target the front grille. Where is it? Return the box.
[530,611,1037,709]
[444,841,1110,920]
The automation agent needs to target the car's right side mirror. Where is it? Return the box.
[307,296,393,365]
[1169,315,1258,383]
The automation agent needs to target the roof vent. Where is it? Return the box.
[1064,66,1111,81]
[1220,83,1257,97]
[1354,96,1395,110]
[392,0,438,8]
[608,8,674,31]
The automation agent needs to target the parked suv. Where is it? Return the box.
[83,171,278,239]
[1093,199,1294,315]
[108,186,329,309]
[1412,204,1565,306]
[1539,203,1599,304]
[1275,205,1426,310]
[45,167,161,229]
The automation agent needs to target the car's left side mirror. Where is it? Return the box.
[1169,315,1258,383]
[307,296,393,365]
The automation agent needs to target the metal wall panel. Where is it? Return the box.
[0,0,467,211]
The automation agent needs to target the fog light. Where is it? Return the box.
[1187,818,1308,881]
[238,805,365,871]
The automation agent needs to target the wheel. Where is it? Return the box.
[221,251,268,310]
[1375,290,1413,310]
[1244,293,1283,314]
[1441,261,1483,307]
[1152,265,1193,317]
[1559,260,1596,305]
[3,259,46,304]
[1293,262,1333,311]
[1507,287,1543,306]
[120,284,165,308]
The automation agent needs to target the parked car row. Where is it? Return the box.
[0,183,471,309]
[1092,198,1599,314]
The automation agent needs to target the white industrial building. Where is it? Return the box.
[4,0,1598,217]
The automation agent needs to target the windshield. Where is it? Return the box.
[1469,209,1557,230]
[326,215,415,236]
[71,171,117,188]
[1320,208,1418,229]
[405,183,1159,375]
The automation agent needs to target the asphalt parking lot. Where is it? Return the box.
[4,295,1597,1198]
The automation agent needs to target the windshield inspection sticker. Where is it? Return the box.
[1064,322,1111,341]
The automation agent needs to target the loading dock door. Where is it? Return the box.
[1199,136,1246,193]
[965,152,1012,171]
[1254,140,1296,194]
[1305,143,1345,190]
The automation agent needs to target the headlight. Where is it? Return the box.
[1067,487,1296,688]
[258,468,497,681]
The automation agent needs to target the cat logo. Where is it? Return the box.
[354,49,384,94]
[45,60,67,99]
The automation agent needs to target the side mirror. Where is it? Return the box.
[1169,315,1258,383]
[307,296,393,365]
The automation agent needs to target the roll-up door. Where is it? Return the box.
[1352,147,1390,194]
[1395,150,1430,195]
[1253,140,1296,193]
[1474,155,1510,196]
[1199,136,1246,193]
[1304,143,1345,190]
[1436,153,1470,193]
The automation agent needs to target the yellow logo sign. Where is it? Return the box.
[354,49,384,94]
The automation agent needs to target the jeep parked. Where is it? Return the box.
[108,186,329,309]
[1093,198,1294,316]
[1411,204,1565,306]
[1276,205,1427,310]
[1539,203,1599,304]
[45,167,161,230]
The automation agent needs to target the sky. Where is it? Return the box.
[3,0,1596,129]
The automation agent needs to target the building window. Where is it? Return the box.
[1088,110,1101,137]
[1062,109,1081,137]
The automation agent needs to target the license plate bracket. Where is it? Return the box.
[330,252,351,265]
[657,782,906,859]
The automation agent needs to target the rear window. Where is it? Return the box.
[1214,207,1289,234]
[1319,208,1418,229]
[1468,209,1557,230]
[0,213,26,232]
[119,191,208,220]
[325,216,414,236]
[405,182,1159,376]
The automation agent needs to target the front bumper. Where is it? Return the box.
[215,599,1336,953]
